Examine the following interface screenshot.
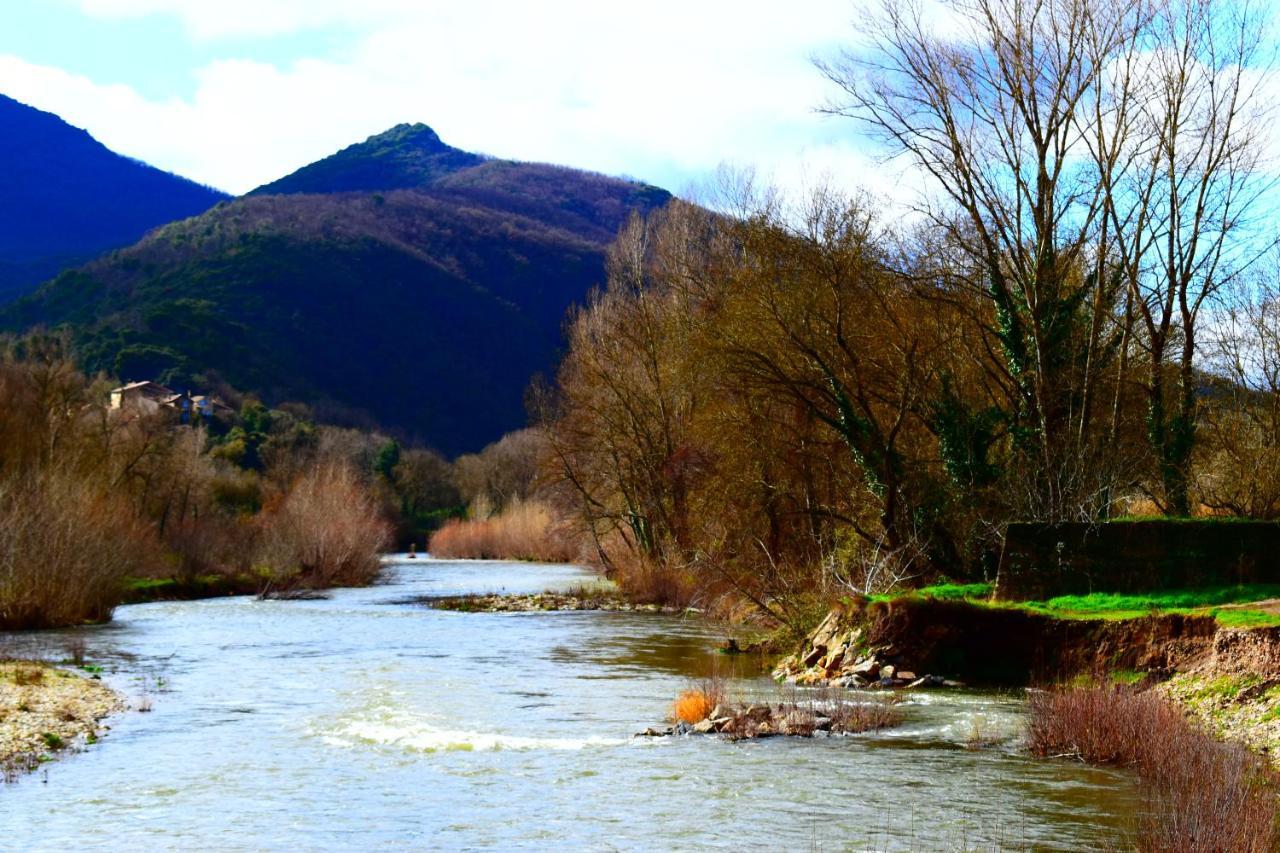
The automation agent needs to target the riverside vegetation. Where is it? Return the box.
[426,0,1280,847]
[0,333,479,630]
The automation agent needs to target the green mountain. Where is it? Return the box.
[0,94,228,302]
[3,124,669,454]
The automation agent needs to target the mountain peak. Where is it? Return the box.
[251,121,485,196]
[372,123,447,149]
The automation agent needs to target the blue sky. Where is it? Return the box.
[0,1,894,197]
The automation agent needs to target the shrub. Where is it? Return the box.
[255,462,391,592]
[0,471,163,630]
[1027,686,1279,852]
[428,500,578,562]
[672,688,720,724]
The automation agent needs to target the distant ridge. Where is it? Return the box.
[0,94,228,302]
[4,121,671,454]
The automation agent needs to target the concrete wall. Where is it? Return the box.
[995,521,1280,600]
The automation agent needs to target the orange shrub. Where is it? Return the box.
[428,500,579,563]
[671,690,716,724]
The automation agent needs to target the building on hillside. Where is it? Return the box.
[109,381,232,424]
[192,394,233,418]
[109,380,175,415]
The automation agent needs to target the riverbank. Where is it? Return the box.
[1,660,124,781]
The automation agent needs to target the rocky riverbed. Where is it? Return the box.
[638,693,905,741]
[1,660,124,781]
[426,591,683,614]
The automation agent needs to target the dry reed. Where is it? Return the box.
[1026,686,1279,852]
[428,500,578,563]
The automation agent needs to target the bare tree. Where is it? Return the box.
[1094,0,1274,515]
[819,0,1145,520]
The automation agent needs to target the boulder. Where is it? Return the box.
[896,671,916,681]
[801,646,825,668]
[709,704,730,721]
[849,656,880,677]
[839,674,868,689]
[879,664,896,680]
[692,719,717,734]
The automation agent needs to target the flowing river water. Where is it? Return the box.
[0,557,1139,850]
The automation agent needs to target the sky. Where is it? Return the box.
[0,0,897,197]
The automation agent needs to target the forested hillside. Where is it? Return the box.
[0,94,227,301]
[4,123,669,454]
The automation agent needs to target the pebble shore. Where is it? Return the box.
[1,660,124,781]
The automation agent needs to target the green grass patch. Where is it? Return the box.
[1037,584,1280,614]
[1111,669,1146,686]
[914,582,995,600]
[1209,609,1280,628]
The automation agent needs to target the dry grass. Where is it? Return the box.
[672,689,719,724]
[610,556,697,608]
[1027,685,1279,852]
[428,500,579,563]
[10,667,43,687]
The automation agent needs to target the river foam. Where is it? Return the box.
[319,706,626,753]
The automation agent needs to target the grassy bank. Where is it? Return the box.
[885,582,1280,628]
[0,660,123,782]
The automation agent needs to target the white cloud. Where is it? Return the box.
[1,1,922,203]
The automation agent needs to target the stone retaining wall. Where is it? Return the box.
[995,521,1280,600]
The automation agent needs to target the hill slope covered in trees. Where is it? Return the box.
[0,94,228,302]
[4,123,670,454]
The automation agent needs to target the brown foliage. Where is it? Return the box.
[0,471,163,630]
[255,462,391,591]
[428,500,578,563]
[1027,686,1279,852]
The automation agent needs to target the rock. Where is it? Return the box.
[709,704,730,721]
[675,721,693,736]
[814,716,833,731]
[896,671,916,681]
[850,656,880,677]
[839,674,868,689]
[635,726,671,737]
[710,716,734,731]
[801,646,825,668]
[879,664,896,680]
[876,677,897,688]
[692,719,717,734]
[906,677,929,689]
[820,649,844,671]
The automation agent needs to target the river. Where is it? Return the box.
[0,557,1138,850]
